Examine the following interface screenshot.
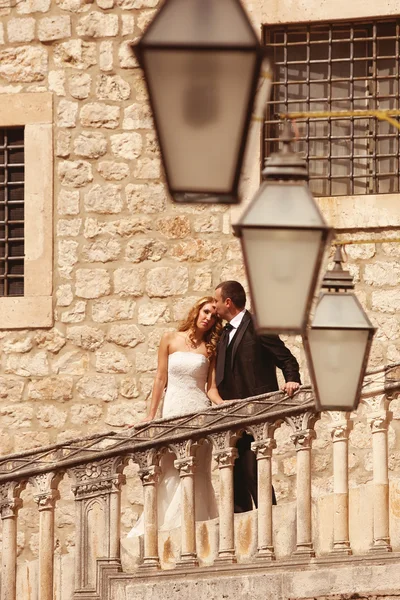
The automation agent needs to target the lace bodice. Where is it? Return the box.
[162,351,211,419]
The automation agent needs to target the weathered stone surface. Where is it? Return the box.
[172,296,199,321]
[147,327,174,351]
[146,266,189,297]
[0,405,33,428]
[80,102,120,128]
[15,431,50,452]
[67,325,105,351]
[5,352,49,377]
[56,0,83,11]
[121,14,135,36]
[133,157,161,179]
[0,46,47,82]
[38,16,71,41]
[70,404,103,425]
[105,401,146,427]
[74,131,107,158]
[53,350,88,375]
[75,268,111,298]
[171,240,224,262]
[126,183,166,214]
[157,216,190,239]
[194,215,221,233]
[83,238,121,262]
[220,262,247,287]
[123,103,152,129]
[119,377,139,398]
[114,267,145,296]
[58,160,93,188]
[2,336,34,354]
[137,8,157,29]
[97,0,114,8]
[96,349,131,373]
[107,324,144,348]
[58,239,78,278]
[48,70,66,96]
[98,161,130,181]
[57,99,78,128]
[7,18,35,43]
[364,262,400,286]
[57,218,82,237]
[371,290,400,314]
[68,72,91,99]
[54,40,96,70]
[109,216,152,237]
[28,377,73,402]
[96,74,130,100]
[76,374,118,402]
[35,329,66,354]
[135,351,157,372]
[56,130,71,158]
[192,268,212,292]
[0,377,24,403]
[125,239,167,263]
[99,40,114,71]
[138,301,170,325]
[77,12,118,37]
[16,0,50,13]
[60,301,86,324]
[84,183,123,214]
[111,132,142,160]
[92,298,136,322]
[118,40,138,68]
[37,406,67,429]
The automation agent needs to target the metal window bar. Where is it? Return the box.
[264,20,400,197]
[0,127,25,297]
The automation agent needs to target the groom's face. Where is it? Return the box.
[214,288,230,321]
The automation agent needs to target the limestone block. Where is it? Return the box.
[192,268,212,292]
[35,329,66,354]
[125,239,167,263]
[346,243,376,260]
[349,421,372,449]
[2,336,34,353]
[67,325,105,351]
[105,401,147,427]
[114,267,145,296]
[137,9,157,30]
[53,350,89,375]
[76,374,118,401]
[126,182,166,214]
[48,70,66,96]
[111,132,142,160]
[95,349,131,373]
[7,18,35,43]
[382,241,400,256]
[15,431,50,452]
[0,405,33,427]
[68,72,91,99]
[372,314,400,341]
[138,301,170,325]
[97,74,130,101]
[58,160,93,188]
[97,0,114,7]
[70,404,102,425]
[123,103,152,129]
[16,0,50,13]
[76,12,118,37]
[99,40,114,71]
[388,343,400,363]
[28,376,73,402]
[76,268,111,298]
[131,72,148,101]
[146,266,188,297]
[135,351,157,373]
[38,16,71,41]
[372,289,400,314]
[92,298,136,322]
[364,262,400,286]
[80,102,120,128]
[220,262,247,287]
[5,352,49,377]
[133,157,161,179]
[109,216,152,236]
[57,218,82,237]
[83,217,106,238]
[147,327,174,351]
[54,40,97,70]
[74,130,107,158]
[118,40,138,68]
[84,183,123,213]
[0,377,24,402]
[56,130,71,158]
[121,14,135,35]
[83,238,121,262]
[60,301,86,323]
[171,240,224,262]
[57,99,78,128]
[157,216,190,239]
[98,161,129,181]
[144,131,160,157]
[58,239,78,277]
[119,377,139,398]
[139,374,153,399]
[172,296,199,321]
[107,324,144,349]
[0,46,47,82]
[57,0,83,12]
[194,215,221,233]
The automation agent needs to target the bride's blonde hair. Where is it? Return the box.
[178,296,222,359]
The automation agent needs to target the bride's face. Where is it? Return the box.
[196,302,217,333]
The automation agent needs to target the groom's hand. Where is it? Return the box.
[282,381,300,397]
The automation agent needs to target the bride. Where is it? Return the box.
[127,296,224,537]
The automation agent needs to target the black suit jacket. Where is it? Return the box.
[216,311,301,401]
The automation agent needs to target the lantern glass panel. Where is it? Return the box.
[241,228,323,331]
[143,49,257,192]
[312,293,372,328]
[307,328,370,409]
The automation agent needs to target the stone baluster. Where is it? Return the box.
[0,482,25,600]
[251,423,277,560]
[213,432,238,564]
[287,411,319,558]
[328,412,353,555]
[136,451,161,571]
[174,444,198,567]
[364,395,392,552]
[32,472,62,600]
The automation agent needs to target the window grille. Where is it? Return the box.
[264,20,400,197]
[0,127,25,296]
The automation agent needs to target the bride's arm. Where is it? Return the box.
[139,332,171,423]
[207,357,224,406]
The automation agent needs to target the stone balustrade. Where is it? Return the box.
[0,378,399,600]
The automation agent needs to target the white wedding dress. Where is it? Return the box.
[127,351,218,538]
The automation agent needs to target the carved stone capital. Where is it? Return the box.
[174,456,197,477]
[369,413,391,433]
[139,465,161,486]
[291,429,316,450]
[0,481,25,519]
[285,410,320,435]
[215,448,238,468]
[330,424,351,442]
[0,498,22,519]
[251,438,276,458]
[34,489,60,511]
[70,458,125,499]
[362,394,390,414]
[251,423,279,442]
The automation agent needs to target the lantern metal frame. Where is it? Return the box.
[133,0,267,204]
[303,246,376,412]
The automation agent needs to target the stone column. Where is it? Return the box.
[328,412,352,555]
[251,438,276,560]
[138,464,161,570]
[0,483,23,600]
[109,473,126,559]
[175,456,198,567]
[287,412,319,558]
[215,447,238,564]
[365,396,392,552]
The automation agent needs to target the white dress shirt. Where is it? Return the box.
[227,309,246,344]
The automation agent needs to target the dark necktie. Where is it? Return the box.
[215,323,234,387]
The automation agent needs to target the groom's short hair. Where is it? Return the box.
[216,280,246,310]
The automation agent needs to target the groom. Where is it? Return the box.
[214,280,301,513]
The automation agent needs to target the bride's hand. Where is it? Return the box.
[132,415,154,428]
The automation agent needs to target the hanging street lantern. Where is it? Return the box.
[233,122,333,334]
[303,246,376,412]
[133,0,270,204]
